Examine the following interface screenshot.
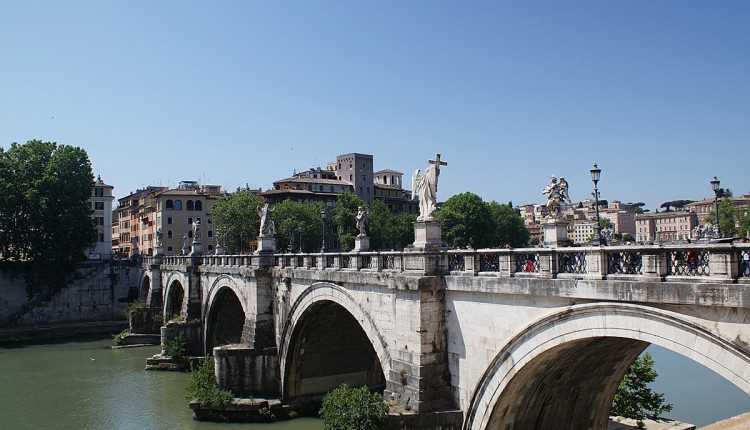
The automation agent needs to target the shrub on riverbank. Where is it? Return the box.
[164,333,187,358]
[319,384,388,430]
[184,356,233,408]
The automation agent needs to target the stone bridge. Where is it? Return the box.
[141,243,750,429]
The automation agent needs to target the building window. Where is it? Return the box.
[167,230,173,238]
[168,246,173,252]
[188,218,193,225]
[208,244,213,251]
[166,200,174,210]
[174,200,182,211]
[167,217,172,225]
[186,200,194,211]
[195,200,202,211]
[95,188,103,197]
[208,230,213,237]
[94,201,104,210]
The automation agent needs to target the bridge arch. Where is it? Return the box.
[465,303,750,430]
[279,282,391,399]
[164,279,185,322]
[204,276,247,352]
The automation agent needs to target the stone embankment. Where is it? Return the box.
[0,260,141,344]
[701,412,750,430]
[0,320,127,344]
[607,417,694,430]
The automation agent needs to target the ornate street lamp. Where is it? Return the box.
[320,208,327,253]
[711,176,721,238]
[590,163,603,246]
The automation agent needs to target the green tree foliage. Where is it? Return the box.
[271,200,325,253]
[184,356,234,407]
[739,205,750,238]
[366,200,417,250]
[439,192,493,248]
[659,200,694,212]
[488,202,529,248]
[333,192,366,251]
[599,218,613,230]
[319,384,388,430]
[611,352,673,422]
[0,140,95,295]
[210,189,263,254]
[706,199,739,238]
[440,192,528,248]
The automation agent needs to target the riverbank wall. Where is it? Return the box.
[0,260,142,335]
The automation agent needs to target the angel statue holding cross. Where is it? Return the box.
[412,153,447,222]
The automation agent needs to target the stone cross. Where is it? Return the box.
[429,153,448,174]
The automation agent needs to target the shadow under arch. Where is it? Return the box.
[464,303,750,430]
[164,280,185,321]
[279,282,390,400]
[205,286,245,352]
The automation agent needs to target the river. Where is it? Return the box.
[0,337,321,430]
[0,338,748,429]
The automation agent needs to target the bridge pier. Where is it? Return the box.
[384,276,453,413]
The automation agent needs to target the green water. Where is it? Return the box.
[2,338,749,429]
[0,338,321,430]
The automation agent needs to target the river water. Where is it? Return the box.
[0,338,748,429]
[0,338,321,430]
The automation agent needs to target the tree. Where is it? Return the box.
[599,218,613,230]
[660,200,694,212]
[488,201,529,248]
[365,200,392,250]
[366,200,417,250]
[389,212,417,250]
[271,200,324,253]
[0,140,95,295]
[319,384,388,430]
[706,199,738,238]
[739,205,750,238]
[333,192,366,251]
[439,192,493,248]
[621,233,635,243]
[210,189,263,254]
[611,352,673,422]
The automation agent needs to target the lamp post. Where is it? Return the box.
[320,208,327,253]
[711,176,721,238]
[590,163,603,246]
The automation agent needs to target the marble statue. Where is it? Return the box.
[155,228,163,247]
[192,219,201,242]
[411,153,447,222]
[257,203,275,237]
[356,206,369,237]
[541,175,571,220]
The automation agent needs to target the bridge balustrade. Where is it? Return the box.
[155,243,750,283]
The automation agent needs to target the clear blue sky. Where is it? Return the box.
[2,1,748,210]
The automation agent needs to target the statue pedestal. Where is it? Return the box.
[354,235,370,252]
[154,246,164,256]
[543,220,570,248]
[190,241,203,256]
[256,236,276,254]
[413,220,443,250]
[215,245,226,255]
